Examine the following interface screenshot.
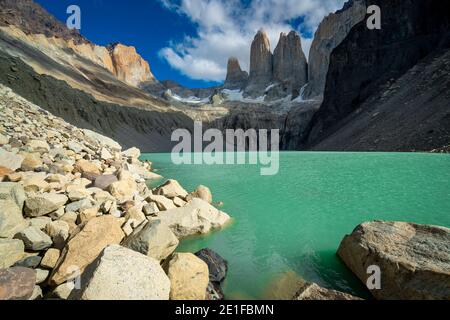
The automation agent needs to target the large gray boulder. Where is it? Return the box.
[0,183,28,238]
[150,198,231,238]
[72,245,170,300]
[122,220,179,261]
[14,226,52,251]
[24,193,68,217]
[338,221,450,300]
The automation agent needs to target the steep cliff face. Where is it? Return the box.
[307,0,450,151]
[0,0,87,44]
[0,53,193,152]
[107,43,157,87]
[273,31,308,90]
[245,30,273,96]
[0,0,158,89]
[304,0,366,99]
[224,57,248,90]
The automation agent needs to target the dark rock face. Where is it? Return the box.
[304,0,366,99]
[273,31,308,91]
[195,248,228,300]
[306,0,450,150]
[0,267,36,300]
[195,248,228,283]
[224,57,248,90]
[0,0,88,44]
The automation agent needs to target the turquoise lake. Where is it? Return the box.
[141,152,450,300]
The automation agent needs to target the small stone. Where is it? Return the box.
[29,217,52,230]
[67,141,83,153]
[93,174,118,190]
[0,148,24,171]
[35,269,49,284]
[146,194,176,211]
[28,285,43,300]
[14,226,53,251]
[0,133,9,145]
[122,147,141,159]
[26,140,50,153]
[41,248,61,269]
[143,202,159,216]
[0,166,13,181]
[20,152,43,171]
[49,282,75,300]
[14,255,42,269]
[155,179,188,199]
[173,197,187,207]
[0,183,28,238]
[68,189,90,201]
[0,267,36,300]
[124,206,146,228]
[65,198,93,213]
[189,185,213,204]
[75,159,101,175]
[78,207,99,224]
[100,148,113,160]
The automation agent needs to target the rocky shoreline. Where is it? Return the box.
[1,84,449,300]
[0,84,230,300]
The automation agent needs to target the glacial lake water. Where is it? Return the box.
[141,152,450,300]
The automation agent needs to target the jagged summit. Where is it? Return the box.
[224,57,248,90]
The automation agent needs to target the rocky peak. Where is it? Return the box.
[0,0,88,45]
[224,57,248,90]
[303,0,367,99]
[248,29,273,84]
[273,31,308,90]
[107,43,157,87]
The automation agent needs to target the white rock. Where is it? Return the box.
[0,149,24,171]
[150,198,231,238]
[73,245,170,300]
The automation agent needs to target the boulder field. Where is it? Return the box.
[0,85,231,300]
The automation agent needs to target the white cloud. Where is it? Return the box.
[159,0,347,82]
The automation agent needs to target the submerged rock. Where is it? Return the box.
[293,282,362,300]
[195,248,228,300]
[338,221,450,300]
[195,248,228,283]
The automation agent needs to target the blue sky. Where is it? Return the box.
[35,0,346,88]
